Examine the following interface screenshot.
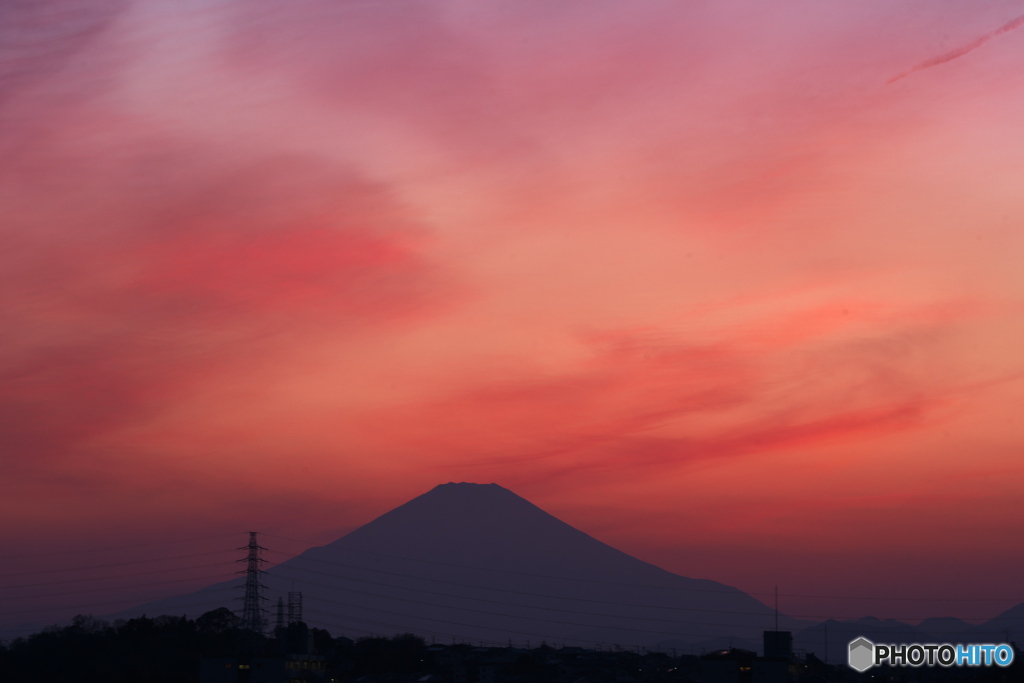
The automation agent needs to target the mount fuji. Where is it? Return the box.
[125,482,807,651]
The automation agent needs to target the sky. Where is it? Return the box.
[3,0,1024,638]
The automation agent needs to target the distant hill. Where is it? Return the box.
[124,482,809,651]
[794,606,1024,663]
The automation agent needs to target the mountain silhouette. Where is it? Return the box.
[793,608,1024,663]
[126,482,808,650]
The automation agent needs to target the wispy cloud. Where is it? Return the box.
[888,13,1024,83]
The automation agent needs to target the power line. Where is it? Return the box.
[270,570,774,636]
[0,533,241,561]
[5,531,1019,604]
[1,579,1012,650]
[4,570,238,603]
[2,561,233,591]
[3,532,1020,644]
[0,591,236,621]
[261,534,1024,603]
[301,605,611,650]
[263,534,760,597]
[301,606,489,645]
[0,550,233,580]
[302,586,688,640]
[263,555,778,630]
[293,565,1021,632]
[262,548,1023,623]
[6,550,1004,635]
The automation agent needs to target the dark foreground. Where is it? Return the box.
[1,610,1019,683]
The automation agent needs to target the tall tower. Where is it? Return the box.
[287,591,303,625]
[238,531,268,634]
[275,597,286,633]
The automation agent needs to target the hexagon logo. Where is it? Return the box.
[848,637,875,672]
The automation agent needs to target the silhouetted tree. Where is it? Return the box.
[196,607,239,634]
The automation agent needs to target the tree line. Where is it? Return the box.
[0,608,427,683]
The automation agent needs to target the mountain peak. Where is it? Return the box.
[333,482,569,568]
[422,481,522,504]
[429,481,505,493]
[324,483,744,597]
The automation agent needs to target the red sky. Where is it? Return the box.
[3,0,1024,637]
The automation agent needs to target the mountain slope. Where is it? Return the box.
[127,482,808,649]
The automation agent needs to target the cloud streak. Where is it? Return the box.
[888,13,1024,83]
[353,297,977,489]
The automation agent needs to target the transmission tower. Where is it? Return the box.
[238,531,268,634]
[275,597,286,633]
[287,591,303,625]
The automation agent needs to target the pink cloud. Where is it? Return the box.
[0,141,459,486]
[351,296,977,490]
